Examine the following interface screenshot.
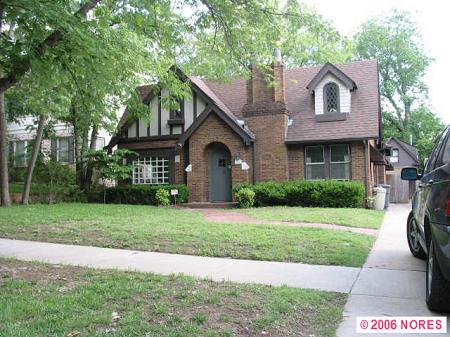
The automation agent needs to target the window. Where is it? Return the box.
[58,138,69,162]
[306,146,325,179]
[170,99,184,120]
[330,144,350,180]
[95,137,105,150]
[13,140,28,167]
[323,82,340,114]
[51,137,74,163]
[390,148,399,163]
[305,144,351,180]
[132,156,169,185]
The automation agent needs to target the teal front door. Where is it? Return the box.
[209,144,232,202]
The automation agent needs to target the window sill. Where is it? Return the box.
[315,113,348,122]
[168,119,185,125]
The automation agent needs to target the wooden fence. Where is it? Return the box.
[386,172,415,203]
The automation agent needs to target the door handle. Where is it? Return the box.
[419,180,433,188]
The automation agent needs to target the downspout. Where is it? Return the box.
[363,140,369,201]
[252,142,256,185]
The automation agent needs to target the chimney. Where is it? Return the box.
[246,49,285,105]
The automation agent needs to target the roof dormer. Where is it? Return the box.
[306,63,357,122]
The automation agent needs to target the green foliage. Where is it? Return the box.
[155,188,171,206]
[235,187,255,208]
[88,184,189,205]
[235,180,365,208]
[355,11,442,161]
[85,149,135,183]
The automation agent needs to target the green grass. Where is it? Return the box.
[0,203,375,267]
[0,259,347,337]
[244,207,385,229]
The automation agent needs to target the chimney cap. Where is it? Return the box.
[274,48,282,63]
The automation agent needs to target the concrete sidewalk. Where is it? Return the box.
[0,238,359,293]
[337,203,450,337]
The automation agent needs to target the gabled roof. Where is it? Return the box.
[306,62,357,93]
[203,59,380,143]
[385,137,419,163]
[107,68,254,149]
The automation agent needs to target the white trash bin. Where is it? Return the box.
[373,186,386,211]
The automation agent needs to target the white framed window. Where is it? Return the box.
[57,138,70,162]
[390,148,399,163]
[330,144,350,180]
[13,140,28,167]
[305,145,325,179]
[132,156,169,185]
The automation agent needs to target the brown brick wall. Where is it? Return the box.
[287,144,304,180]
[351,140,372,197]
[187,112,252,202]
[245,114,289,182]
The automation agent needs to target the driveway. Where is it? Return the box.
[337,203,450,337]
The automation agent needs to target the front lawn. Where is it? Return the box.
[244,207,385,229]
[0,259,347,337]
[0,203,374,267]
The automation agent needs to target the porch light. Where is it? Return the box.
[234,153,242,165]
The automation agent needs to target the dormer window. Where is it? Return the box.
[324,82,339,114]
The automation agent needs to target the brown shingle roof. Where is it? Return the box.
[203,60,380,143]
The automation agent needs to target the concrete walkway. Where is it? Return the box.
[337,203,450,337]
[0,238,359,293]
[186,208,378,236]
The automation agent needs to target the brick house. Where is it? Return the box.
[107,56,387,203]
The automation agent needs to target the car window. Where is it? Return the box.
[424,128,448,173]
[439,128,450,165]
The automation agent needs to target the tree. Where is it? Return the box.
[85,149,135,203]
[355,11,443,160]
[1,0,310,206]
[186,0,353,79]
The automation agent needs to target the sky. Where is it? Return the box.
[304,0,450,124]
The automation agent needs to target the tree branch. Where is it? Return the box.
[0,0,102,93]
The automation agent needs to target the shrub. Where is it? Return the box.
[155,188,171,206]
[235,187,255,208]
[234,180,365,208]
[88,184,189,205]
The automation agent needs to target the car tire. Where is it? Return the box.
[426,240,450,312]
[407,213,426,259]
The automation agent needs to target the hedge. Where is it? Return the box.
[88,184,189,205]
[234,180,365,208]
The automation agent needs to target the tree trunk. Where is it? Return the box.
[83,124,98,191]
[0,90,11,206]
[22,114,47,205]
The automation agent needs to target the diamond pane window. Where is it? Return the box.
[324,82,339,114]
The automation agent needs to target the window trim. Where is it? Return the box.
[323,82,340,114]
[329,144,351,180]
[305,145,326,180]
[132,156,170,185]
[55,137,74,163]
[13,140,28,167]
[390,148,399,163]
[305,143,352,181]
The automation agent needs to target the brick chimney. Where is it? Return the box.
[242,49,289,182]
[245,49,286,107]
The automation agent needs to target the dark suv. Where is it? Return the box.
[401,125,450,311]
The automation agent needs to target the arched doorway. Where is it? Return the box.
[208,143,232,202]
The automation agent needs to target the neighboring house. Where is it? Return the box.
[7,116,107,167]
[385,137,419,169]
[107,56,388,203]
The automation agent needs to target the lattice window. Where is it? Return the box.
[324,83,339,113]
[170,99,184,120]
[132,156,169,185]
